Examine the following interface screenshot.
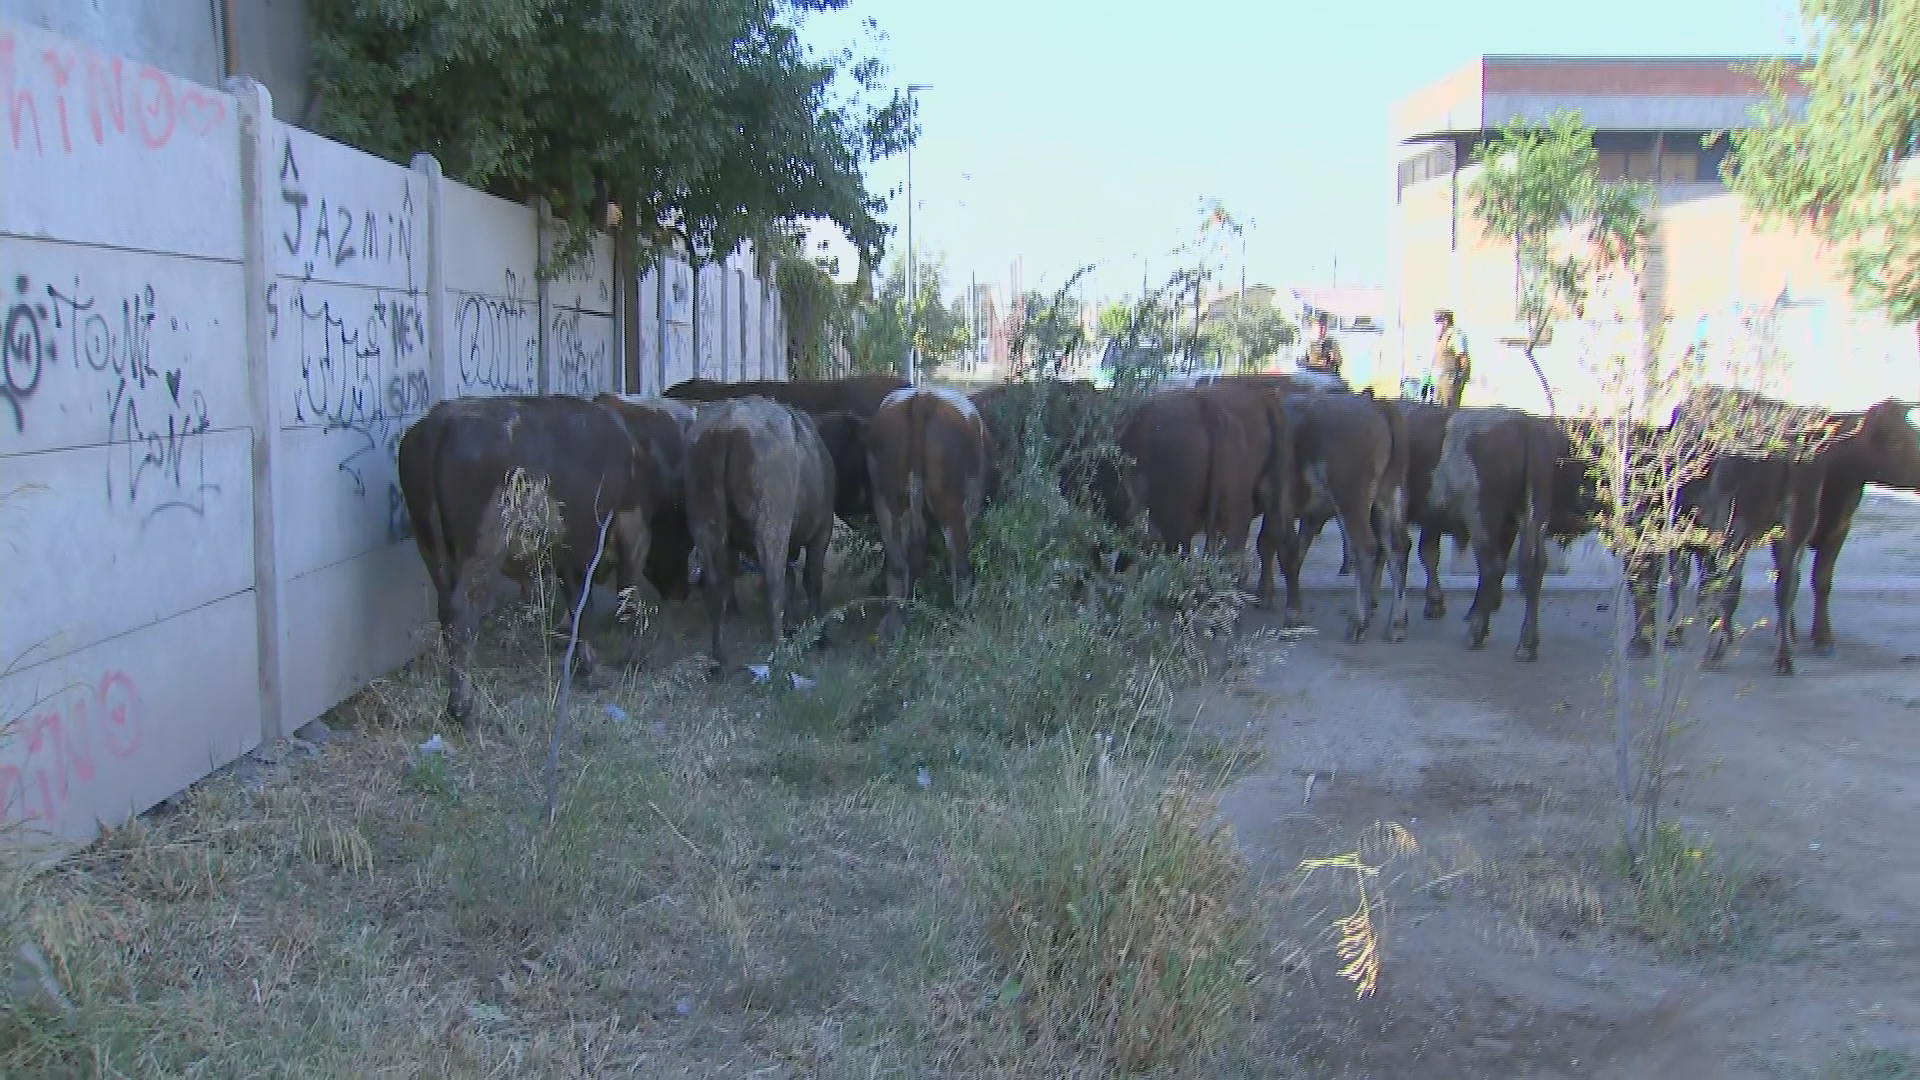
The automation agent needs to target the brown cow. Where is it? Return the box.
[398,395,667,728]
[1115,388,1256,566]
[593,393,700,604]
[1277,392,1412,642]
[866,386,996,640]
[683,397,838,674]
[1674,390,1920,674]
[1422,407,1597,660]
[1187,381,1296,608]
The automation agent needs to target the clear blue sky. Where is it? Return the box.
[799,0,1804,307]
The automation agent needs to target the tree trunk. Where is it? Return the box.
[1525,341,1558,416]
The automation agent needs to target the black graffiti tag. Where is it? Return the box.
[3,275,49,432]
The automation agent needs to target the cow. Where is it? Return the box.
[1113,387,1258,568]
[593,393,700,605]
[1420,408,1600,660]
[866,386,997,640]
[1186,381,1297,608]
[1277,392,1413,643]
[667,375,898,519]
[397,395,670,729]
[683,397,839,675]
[1673,389,1920,674]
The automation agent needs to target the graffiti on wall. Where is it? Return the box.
[549,309,609,398]
[268,280,427,542]
[1,32,229,157]
[455,271,539,395]
[277,140,418,286]
[0,669,143,826]
[6,273,220,522]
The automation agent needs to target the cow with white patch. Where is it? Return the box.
[865,385,997,640]
[1422,407,1598,661]
[683,397,838,675]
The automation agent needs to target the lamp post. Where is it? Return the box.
[905,83,932,384]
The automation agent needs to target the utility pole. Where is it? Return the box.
[905,83,931,385]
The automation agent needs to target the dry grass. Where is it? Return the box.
[0,449,1294,1078]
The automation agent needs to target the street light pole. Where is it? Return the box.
[905,83,931,385]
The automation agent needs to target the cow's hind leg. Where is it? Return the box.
[1373,491,1412,642]
[804,519,833,648]
[1420,526,1447,619]
[1771,533,1807,677]
[1513,518,1548,662]
[1809,482,1861,656]
[1464,521,1515,651]
[757,520,794,656]
[1340,497,1381,644]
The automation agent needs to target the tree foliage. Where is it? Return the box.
[309,0,912,270]
[1725,0,1920,326]
[1198,295,1296,372]
[1468,110,1651,413]
[842,254,974,377]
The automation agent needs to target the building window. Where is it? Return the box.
[1598,146,1703,184]
[1396,143,1457,201]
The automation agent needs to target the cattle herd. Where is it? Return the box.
[395,370,1920,729]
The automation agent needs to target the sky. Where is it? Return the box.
[797,0,1807,308]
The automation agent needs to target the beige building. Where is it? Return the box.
[1390,56,1917,414]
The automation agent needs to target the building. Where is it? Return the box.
[1389,55,1915,413]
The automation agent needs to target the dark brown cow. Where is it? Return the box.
[1421,407,1598,660]
[683,397,838,674]
[593,393,700,604]
[398,395,667,728]
[1115,388,1257,566]
[1187,381,1296,608]
[866,386,996,640]
[1675,389,1920,674]
[1278,392,1412,642]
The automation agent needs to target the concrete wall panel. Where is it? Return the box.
[0,590,261,845]
[279,541,430,733]
[0,18,240,259]
[441,183,539,397]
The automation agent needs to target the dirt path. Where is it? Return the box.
[1219,490,1920,1078]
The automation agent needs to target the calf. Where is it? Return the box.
[683,397,838,674]
[1278,393,1412,642]
[593,393,699,604]
[667,377,887,521]
[397,395,665,728]
[866,386,996,640]
[1678,391,1920,674]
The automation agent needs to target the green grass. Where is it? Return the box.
[1820,1046,1918,1080]
[0,426,1277,1078]
[1608,821,1779,962]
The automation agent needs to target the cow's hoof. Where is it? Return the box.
[1627,637,1652,659]
[1812,640,1836,657]
[1773,655,1796,677]
[1464,614,1490,650]
[1386,620,1408,643]
[1423,598,1446,620]
[1283,609,1306,629]
[1664,628,1686,649]
[1515,642,1539,663]
[1345,622,1368,644]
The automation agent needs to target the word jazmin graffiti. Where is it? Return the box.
[0,670,143,827]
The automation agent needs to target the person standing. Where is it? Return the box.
[1431,309,1470,408]
[1300,312,1344,378]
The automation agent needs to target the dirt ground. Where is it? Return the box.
[1219,489,1920,1078]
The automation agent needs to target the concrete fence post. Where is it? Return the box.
[656,254,669,392]
[228,76,292,744]
[410,153,449,405]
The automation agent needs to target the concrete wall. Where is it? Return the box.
[0,15,787,851]
[1,0,224,86]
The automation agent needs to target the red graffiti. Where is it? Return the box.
[0,31,227,156]
[0,670,143,827]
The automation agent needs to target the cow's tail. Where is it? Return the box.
[1521,419,1558,561]
[396,406,454,597]
[1197,396,1235,554]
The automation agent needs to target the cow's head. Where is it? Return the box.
[1853,398,1920,491]
[811,410,873,519]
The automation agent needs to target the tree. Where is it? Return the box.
[1199,295,1296,372]
[843,254,973,377]
[1468,110,1651,414]
[1725,2,1920,342]
[309,0,913,270]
